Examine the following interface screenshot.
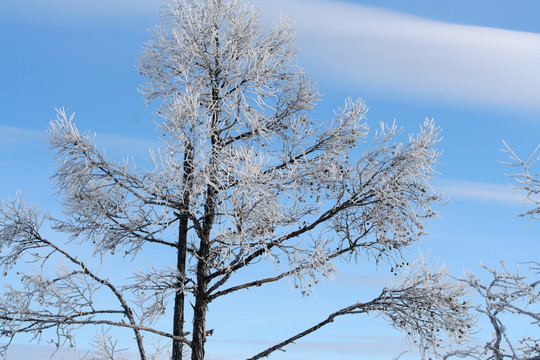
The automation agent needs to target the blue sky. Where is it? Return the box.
[1,0,539,359]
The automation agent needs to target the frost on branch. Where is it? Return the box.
[382,256,473,356]
[0,196,174,360]
[0,195,45,275]
[502,141,540,222]
[331,119,442,265]
[442,145,540,360]
[444,262,540,360]
[248,256,474,360]
[48,109,178,258]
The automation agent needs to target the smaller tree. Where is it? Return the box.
[445,143,540,360]
[445,263,540,360]
[502,141,540,222]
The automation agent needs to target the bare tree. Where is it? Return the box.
[0,0,474,359]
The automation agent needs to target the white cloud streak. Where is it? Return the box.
[6,0,540,111]
[254,0,540,111]
[436,178,527,205]
[0,126,45,147]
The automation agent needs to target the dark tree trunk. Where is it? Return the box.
[172,147,194,360]
[190,206,212,360]
[190,266,209,360]
[172,215,188,360]
[190,194,213,360]
[190,56,221,360]
[191,125,219,360]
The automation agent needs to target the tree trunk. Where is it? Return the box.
[191,136,217,360]
[190,279,209,360]
[172,214,188,360]
[172,148,193,360]
[191,69,220,360]
[190,234,210,360]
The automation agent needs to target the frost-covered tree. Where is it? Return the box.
[444,144,540,360]
[0,0,473,359]
[444,262,540,360]
[503,141,540,222]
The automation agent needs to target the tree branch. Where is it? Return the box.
[246,297,378,360]
[0,313,191,346]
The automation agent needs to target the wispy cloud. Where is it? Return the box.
[0,126,45,147]
[436,178,526,205]
[8,0,540,111]
[254,0,540,111]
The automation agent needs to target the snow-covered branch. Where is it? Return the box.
[502,141,540,222]
[248,256,473,360]
[445,262,540,360]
